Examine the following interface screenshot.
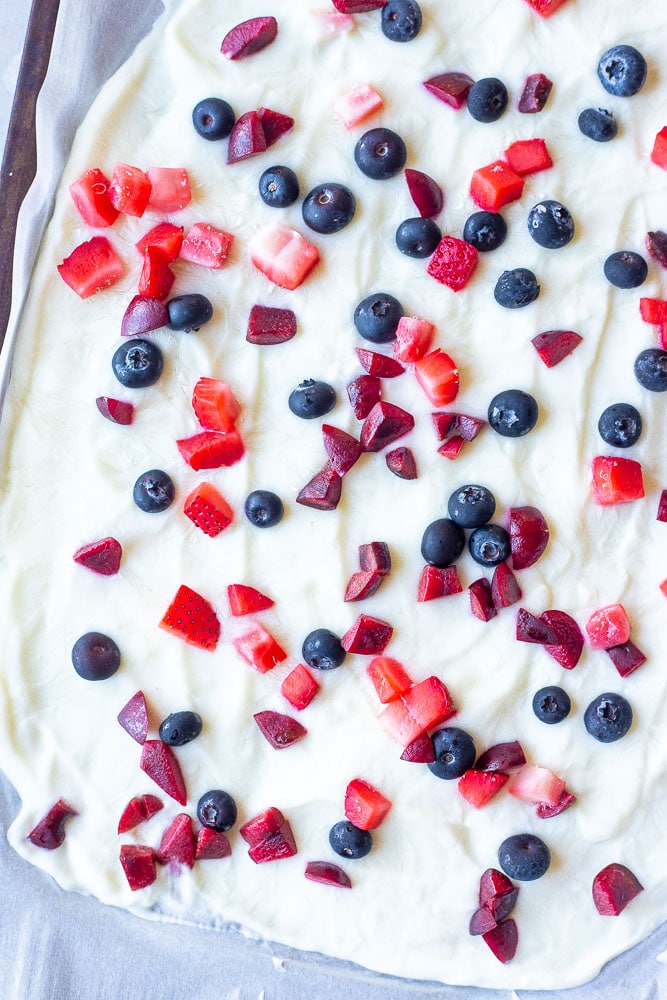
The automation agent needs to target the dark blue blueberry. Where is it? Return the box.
[112,339,163,388]
[604,251,647,289]
[468,524,511,567]
[71,632,121,681]
[498,834,551,881]
[488,389,539,437]
[428,727,476,779]
[421,518,466,567]
[598,403,642,447]
[578,108,618,142]
[329,820,372,859]
[447,484,496,528]
[527,200,575,250]
[467,78,508,123]
[354,127,407,180]
[395,217,441,258]
[598,45,647,97]
[532,686,571,725]
[381,0,422,42]
[584,692,633,743]
[302,183,356,235]
[494,268,540,308]
[133,469,175,513]
[354,292,404,343]
[192,98,235,140]
[244,489,284,528]
[159,711,203,746]
[634,349,667,392]
[258,165,300,208]
[166,293,213,332]
[197,789,238,832]
[463,211,507,253]
[302,628,346,670]
[288,379,336,419]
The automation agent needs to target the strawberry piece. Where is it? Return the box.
[508,505,549,570]
[360,401,415,452]
[344,778,392,830]
[192,377,241,433]
[180,223,234,269]
[359,541,392,575]
[470,161,524,212]
[541,609,584,669]
[160,584,221,652]
[591,456,645,505]
[232,623,287,673]
[592,863,643,915]
[176,430,245,470]
[117,691,149,744]
[417,565,463,602]
[250,223,320,290]
[355,348,405,379]
[507,764,565,808]
[438,437,465,460]
[322,424,363,475]
[195,827,232,860]
[422,72,474,110]
[157,813,196,868]
[334,83,383,129]
[239,807,297,863]
[344,570,384,602]
[247,304,297,345]
[296,461,343,510]
[585,604,631,650]
[305,860,352,888]
[183,482,234,537]
[331,0,387,9]
[469,906,499,936]
[146,167,191,213]
[221,16,278,59]
[227,111,267,163]
[379,676,455,746]
[491,562,522,609]
[606,640,647,678]
[404,168,444,218]
[400,732,436,763]
[504,138,553,176]
[139,740,187,805]
[108,163,151,217]
[475,741,526,773]
[121,295,168,338]
[119,845,157,890]
[227,583,274,616]
[27,799,78,850]
[639,297,667,324]
[342,614,393,655]
[257,106,295,147]
[646,230,667,268]
[73,536,122,576]
[96,396,134,425]
[254,710,307,749]
[393,316,435,363]
[536,789,576,818]
[532,329,582,368]
[138,247,174,300]
[427,237,478,292]
[118,797,152,834]
[521,0,569,16]
[482,919,518,963]
[281,663,320,710]
[469,578,497,622]
[347,374,381,419]
[57,236,124,299]
[239,806,285,846]
[650,127,667,170]
[141,794,163,821]
[414,350,460,406]
[432,411,484,442]
[136,222,184,261]
[69,167,119,227]
[516,607,558,645]
[458,770,509,808]
[386,446,418,479]
[366,655,412,703]
[518,73,553,113]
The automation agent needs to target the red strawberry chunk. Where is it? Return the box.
[296,461,342,510]
[438,436,466,460]
[532,330,582,368]
[247,304,297,345]
[183,482,234,537]
[342,614,393,655]
[334,83,383,129]
[192,377,241,433]
[146,167,191,213]
[469,578,497,622]
[404,168,444,218]
[586,604,631,650]
[180,223,234,269]
[606,640,647,677]
[379,676,455,746]
[347,374,381,419]
[422,72,475,110]
[160,584,221,652]
[304,860,352,888]
[360,401,415,452]
[417,565,463,602]
[136,222,184,261]
[521,0,570,16]
[482,919,518,963]
[157,813,196,868]
[344,570,385,602]
[504,138,553,176]
[119,845,157,891]
[177,430,245,470]
[195,827,232,860]
[386,446,418,479]
[322,424,363,475]
[414,350,460,406]
[96,396,134,425]
[427,236,478,292]
[592,863,643,915]
[639,297,667,324]
[250,223,320,290]
[227,583,274,616]
[344,778,392,830]
[281,663,320,710]
[650,127,667,170]
[254,710,307,749]
[355,348,405,378]
[117,690,149,744]
[73,536,122,576]
[227,110,267,164]
[359,541,392,575]
[518,73,553,113]
[541,609,584,669]
[69,167,119,227]
[393,316,435,363]
[458,770,509,808]
[232,623,287,673]
[221,16,278,60]
[366,655,412,703]
[240,806,286,846]
[139,740,187,805]
[470,161,524,212]
[592,456,645,504]
[138,247,174,300]
[108,163,151,217]
[257,107,295,147]
[491,563,522,609]
[507,764,565,808]
[57,236,124,299]
[27,799,78,850]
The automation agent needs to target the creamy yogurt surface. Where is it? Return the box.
[1,0,667,990]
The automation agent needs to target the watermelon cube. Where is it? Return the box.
[470,161,524,212]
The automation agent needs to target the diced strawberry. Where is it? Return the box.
[521,0,570,16]
[458,770,509,808]
[650,127,667,170]
[195,827,232,860]
[427,236,478,292]
[334,83,383,129]
[119,845,157,890]
[281,663,320,710]
[606,640,647,678]
[323,424,363,475]
[344,778,392,830]
[180,223,234,269]
[96,396,134,425]
[417,565,463,602]
[592,863,643,915]
[331,0,387,10]
[366,655,412,703]
[469,578,497,622]
[422,72,474,110]
[139,740,187,805]
[304,860,352,888]
[117,691,149,744]
[347,374,381,419]
[355,348,405,379]
[176,430,245,470]
[393,316,435,363]
[108,163,151,217]
[360,401,415,452]
[136,222,184,261]
[296,461,343,510]
[659,324,667,350]
[518,73,553,113]
[344,570,385,602]
[57,236,124,299]
[232,623,287,673]
[386,446,418,479]
[438,437,466,460]
[227,110,267,164]
[138,247,174,300]
[73,536,122,576]
[585,604,631,650]
[250,223,320,290]
[470,161,524,212]
[157,813,196,868]
[247,305,297,345]
[239,806,285,846]
[359,541,392,575]
[379,676,455,746]
[228,583,274,616]
[146,167,191,213]
[400,732,436,763]
[541,609,584,669]
[69,167,119,227]
[414,350,460,406]
[482,919,518,963]
[591,456,645,505]
[257,107,295,147]
[192,377,241,433]
[159,584,221,652]
[532,330,583,368]
[504,138,553,176]
[404,168,444,218]
[27,799,78,850]
[507,765,565,808]
[221,16,278,60]
[639,297,667,324]
[254,710,307,749]
[342,614,393,655]
[183,482,234,537]
[536,789,576,818]
[491,563,522,609]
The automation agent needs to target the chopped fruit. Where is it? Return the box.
[359,541,392,575]
[639,297,667,324]
[344,778,392,830]
[536,789,577,818]
[176,430,245,470]
[247,304,297,345]
[661,578,667,599]
[136,222,184,261]
[355,348,405,379]
[305,860,352,888]
[516,607,558,645]
[386,446,418,479]
[196,827,232,860]
[404,168,444,219]
[470,161,524,213]
[393,316,435,363]
[160,584,221,651]
[366,655,412,703]
[650,127,667,170]
[69,167,119,227]
[183,482,234,537]
[138,247,174,300]
[139,740,187,805]
[322,424,363,475]
[479,868,517,907]
[400,732,436,763]
[73,536,122,576]
[157,813,196,868]
[344,570,384,602]
[227,584,274,616]
[117,691,149,744]
[507,765,566,808]
[332,0,388,10]
[482,919,518,963]
[249,223,320,290]
[379,675,455,746]
[518,73,553,113]
[96,396,134,425]
[422,72,474,110]
[108,162,151,217]
[192,377,241,433]
[458,770,509,808]
[646,230,667,268]
[504,138,553,176]
[414,350,460,406]
[521,0,569,15]
[427,237,478,292]
[532,329,583,368]
[221,15,278,59]
[281,663,320,710]
[180,223,234,269]
[606,640,647,677]
[491,563,522,609]
[469,906,500,936]
[592,863,643,915]
[508,505,549,570]
[119,845,157,891]
[347,374,381,419]
[296,461,343,510]
[257,106,295,147]
[309,9,354,38]
[27,799,78,850]
[342,614,393,655]
[239,807,297,863]
[121,295,168,338]
[227,111,267,163]
[469,578,497,622]
[57,236,124,299]
[118,795,163,834]
[146,167,191,213]
[475,741,526,773]
[586,604,631,650]
[541,609,584,669]
[232,623,287,673]
[432,411,484,442]
[334,83,383,129]
[254,710,307,749]
[438,437,465,460]
[417,565,463,602]
[360,401,415,452]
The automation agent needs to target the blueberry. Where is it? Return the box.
[598,403,642,447]
[258,165,300,208]
[598,44,647,97]
[244,489,284,528]
[71,631,121,681]
[112,339,163,388]
[604,251,647,289]
[447,484,496,528]
[532,686,571,725]
[421,518,466,567]
[159,710,203,746]
[527,200,575,250]
[467,78,508,123]
[578,108,618,142]
[428,727,476,779]
[192,97,235,140]
[302,628,346,670]
[381,0,422,41]
[494,268,540,308]
[197,789,238,832]
[302,183,356,235]
[395,217,441,258]
[288,379,336,418]
[133,469,175,513]
[584,692,633,743]
[634,348,667,392]
[498,833,551,881]
[166,293,213,332]
[468,524,511,567]
[329,820,372,859]
[463,211,507,253]
[354,292,404,343]
[488,389,538,437]
[354,127,407,180]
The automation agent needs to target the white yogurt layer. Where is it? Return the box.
[1,0,667,989]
